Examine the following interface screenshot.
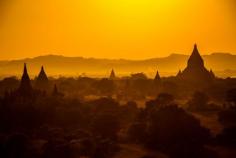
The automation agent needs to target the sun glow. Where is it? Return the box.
[0,0,235,60]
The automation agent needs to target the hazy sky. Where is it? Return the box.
[0,0,236,60]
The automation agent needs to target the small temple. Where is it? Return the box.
[109,69,116,80]
[35,66,49,90]
[18,63,32,94]
[177,44,215,83]
[154,70,161,81]
[37,66,48,82]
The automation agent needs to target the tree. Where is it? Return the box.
[146,93,174,110]
[148,105,211,157]
[95,79,115,96]
[129,104,212,158]
[188,91,209,111]
[216,126,236,147]
[91,114,120,140]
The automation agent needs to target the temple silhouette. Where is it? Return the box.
[11,44,215,97]
[154,70,161,81]
[177,44,215,83]
[18,63,33,95]
[109,69,116,80]
[11,64,51,98]
[35,66,49,90]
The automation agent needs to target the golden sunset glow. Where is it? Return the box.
[2,2,236,156]
[0,0,235,60]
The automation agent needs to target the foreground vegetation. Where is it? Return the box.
[0,74,236,158]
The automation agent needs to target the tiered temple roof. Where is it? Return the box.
[177,44,215,83]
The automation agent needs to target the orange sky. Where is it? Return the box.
[0,0,235,60]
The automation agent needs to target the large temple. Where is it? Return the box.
[177,44,215,83]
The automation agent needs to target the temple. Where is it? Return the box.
[177,44,215,83]
[109,69,116,80]
[18,63,32,94]
[35,66,49,90]
[154,70,161,81]
[37,66,48,82]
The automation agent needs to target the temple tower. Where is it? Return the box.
[177,44,215,83]
[35,66,49,90]
[109,69,116,80]
[187,44,204,69]
[154,70,161,81]
[37,66,48,82]
[18,63,32,93]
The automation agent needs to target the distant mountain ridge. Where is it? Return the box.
[0,53,236,78]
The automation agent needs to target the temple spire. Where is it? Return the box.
[187,44,204,68]
[35,66,49,90]
[41,66,44,73]
[37,66,48,82]
[18,63,32,93]
[22,63,31,84]
[194,43,198,51]
[154,70,161,81]
[109,69,116,79]
[23,63,28,75]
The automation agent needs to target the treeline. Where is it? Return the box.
[0,86,236,157]
[1,74,236,102]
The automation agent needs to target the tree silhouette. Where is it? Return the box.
[187,91,209,111]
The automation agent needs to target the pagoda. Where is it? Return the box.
[35,66,49,90]
[109,69,116,80]
[18,63,32,94]
[154,70,161,81]
[177,44,215,83]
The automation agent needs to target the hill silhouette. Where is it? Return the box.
[0,53,235,78]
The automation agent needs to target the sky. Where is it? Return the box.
[0,0,236,60]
